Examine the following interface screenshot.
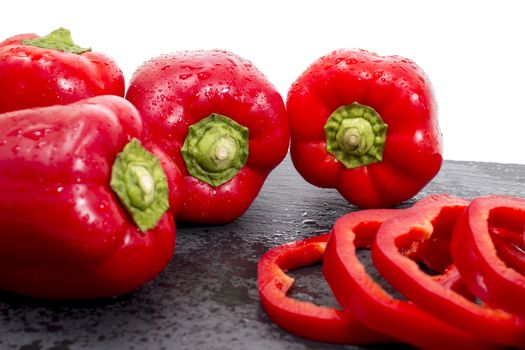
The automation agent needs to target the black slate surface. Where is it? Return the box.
[1,157,525,350]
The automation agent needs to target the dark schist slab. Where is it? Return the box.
[1,158,525,350]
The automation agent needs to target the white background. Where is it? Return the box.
[2,1,524,164]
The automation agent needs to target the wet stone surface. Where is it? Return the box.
[1,157,524,350]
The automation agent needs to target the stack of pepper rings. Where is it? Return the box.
[258,194,525,348]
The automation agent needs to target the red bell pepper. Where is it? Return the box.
[373,195,525,348]
[0,28,124,114]
[323,196,495,349]
[0,96,181,299]
[451,195,525,319]
[287,49,442,208]
[126,50,289,223]
[257,233,392,344]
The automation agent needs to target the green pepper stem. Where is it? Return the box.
[125,164,155,209]
[216,147,229,160]
[182,114,249,187]
[343,130,361,150]
[214,138,235,162]
[21,28,91,54]
[110,139,170,233]
[325,102,388,169]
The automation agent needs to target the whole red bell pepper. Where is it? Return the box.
[0,28,125,114]
[323,196,495,350]
[373,195,525,348]
[0,95,182,299]
[287,49,442,208]
[126,50,289,223]
[451,195,525,319]
[257,233,392,344]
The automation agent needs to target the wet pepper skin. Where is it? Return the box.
[0,96,180,299]
[287,49,442,208]
[126,50,289,223]
[0,31,125,114]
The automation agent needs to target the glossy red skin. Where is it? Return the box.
[287,49,442,208]
[126,50,289,223]
[323,195,496,350]
[257,233,393,344]
[0,96,180,299]
[491,233,525,276]
[0,33,125,114]
[451,196,525,319]
[373,195,525,348]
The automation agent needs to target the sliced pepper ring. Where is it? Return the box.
[323,196,496,350]
[373,195,525,348]
[451,195,525,319]
[257,233,392,344]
